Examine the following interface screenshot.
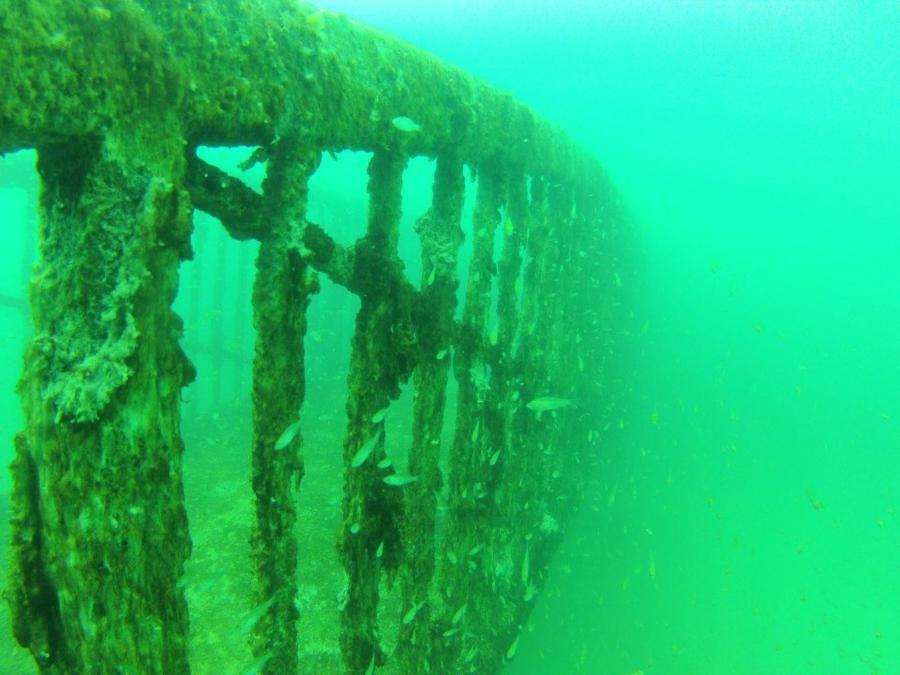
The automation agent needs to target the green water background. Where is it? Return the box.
[289,1,900,672]
[1,1,899,673]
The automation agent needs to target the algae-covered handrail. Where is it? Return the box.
[1,1,628,674]
[1,1,600,182]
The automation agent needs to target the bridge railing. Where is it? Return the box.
[1,2,629,673]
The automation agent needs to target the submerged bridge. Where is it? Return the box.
[0,1,629,673]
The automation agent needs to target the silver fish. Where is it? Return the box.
[244,652,274,675]
[239,595,275,635]
[506,635,520,660]
[391,115,422,133]
[351,429,383,468]
[383,473,418,487]
[526,396,575,412]
[274,420,302,450]
[402,599,426,624]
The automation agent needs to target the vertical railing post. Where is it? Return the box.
[8,125,195,673]
[339,148,412,674]
[396,153,465,670]
[438,161,505,673]
[248,139,319,675]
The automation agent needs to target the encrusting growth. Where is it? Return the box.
[0,1,630,673]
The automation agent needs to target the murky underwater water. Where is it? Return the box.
[373,2,899,673]
[2,1,899,674]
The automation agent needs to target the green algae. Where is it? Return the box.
[0,1,628,673]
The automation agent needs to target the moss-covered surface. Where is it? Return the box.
[7,124,195,673]
[1,0,628,673]
[1,0,605,183]
[433,164,511,674]
[337,150,412,674]
[245,140,320,674]
[392,154,465,671]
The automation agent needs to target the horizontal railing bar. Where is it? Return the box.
[0,2,608,196]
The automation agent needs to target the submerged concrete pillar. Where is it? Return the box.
[7,125,195,672]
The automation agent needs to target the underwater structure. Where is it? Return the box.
[1,1,628,673]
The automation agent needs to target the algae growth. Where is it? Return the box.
[0,1,628,673]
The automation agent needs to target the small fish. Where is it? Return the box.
[351,430,383,468]
[244,651,274,675]
[506,635,520,660]
[526,396,575,412]
[376,457,392,470]
[274,420,302,450]
[371,407,389,424]
[489,448,501,466]
[375,541,384,558]
[391,116,421,133]
[436,349,448,360]
[451,603,467,624]
[239,595,276,635]
[402,600,426,624]
[383,473,418,487]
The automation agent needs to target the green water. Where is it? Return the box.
[330,2,900,673]
[2,1,899,673]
